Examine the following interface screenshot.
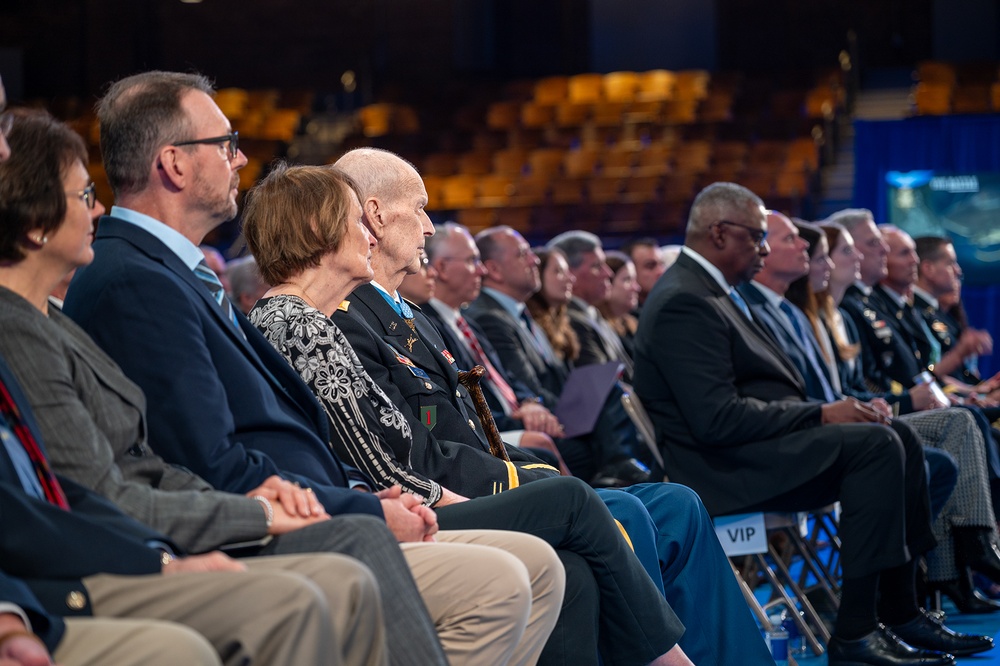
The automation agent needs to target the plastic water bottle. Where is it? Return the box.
[782,611,806,655]
[766,614,789,666]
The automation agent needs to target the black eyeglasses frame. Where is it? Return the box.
[717,219,768,248]
[173,131,239,161]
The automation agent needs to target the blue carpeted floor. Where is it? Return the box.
[754,590,1000,664]
[749,519,1000,664]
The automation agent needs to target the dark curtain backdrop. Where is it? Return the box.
[854,115,1000,377]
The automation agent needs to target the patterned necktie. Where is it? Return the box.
[455,316,520,413]
[194,259,241,332]
[0,377,69,509]
[398,298,414,319]
[376,289,417,332]
[728,289,753,320]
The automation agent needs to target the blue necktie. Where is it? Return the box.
[728,289,753,320]
[779,300,838,402]
[194,260,242,334]
[778,300,807,344]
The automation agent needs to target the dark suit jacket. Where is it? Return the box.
[567,298,615,369]
[738,282,837,403]
[466,291,567,407]
[332,284,557,497]
[873,285,934,367]
[633,253,837,515]
[913,291,980,384]
[841,284,924,392]
[0,355,169,620]
[830,312,913,414]
[64,216,380,519]
[0,570,64,653]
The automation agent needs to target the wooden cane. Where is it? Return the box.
[457,365,512,462]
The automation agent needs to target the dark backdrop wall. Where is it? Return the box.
[589,0,716,73]
[0,0,455,103]
[1,0,990,103]
[716,0,933,74]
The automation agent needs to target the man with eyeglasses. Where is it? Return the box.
[465,227,653,485]
[421,223,566,443]
[0,77,358,666]
[63,70,563,666]
[634,182,969,665]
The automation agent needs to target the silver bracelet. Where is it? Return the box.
[250,495,274,528]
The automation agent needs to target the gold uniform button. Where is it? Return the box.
[66,591,86,610]
[468,419,476,431]
[424,382,433,390]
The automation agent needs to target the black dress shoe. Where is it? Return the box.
[929,574,1000,614]
[953,525,1000,584]
[828,626,954,666]
[589,458,651,488]
[887,609,994,656]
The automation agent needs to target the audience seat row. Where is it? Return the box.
[911,60,1000,115]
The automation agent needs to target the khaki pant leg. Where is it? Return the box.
[400,534,533,666]
[245,553,387,666]
[436,530,564,666]
[83,566,334,666]
[54,617,220,666]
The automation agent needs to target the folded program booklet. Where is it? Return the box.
[553,361,624,439]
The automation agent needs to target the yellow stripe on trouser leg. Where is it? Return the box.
[614,519,634,551]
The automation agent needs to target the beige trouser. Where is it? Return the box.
[405,530,565,666]
[84,552,385,666]
[55,617,221,666]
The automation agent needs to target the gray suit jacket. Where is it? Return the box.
[0,287,267,553]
